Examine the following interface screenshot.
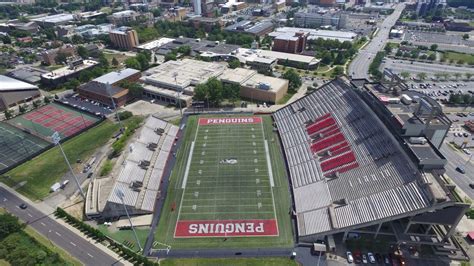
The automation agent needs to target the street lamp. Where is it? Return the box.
[52,131,85,199]
[172,72,183,117]
[115,189,142,252]
[106,82,124,132]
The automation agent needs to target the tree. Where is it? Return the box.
[124,57,141,70]
[71,34,83,44]
[333,52,345,65]
[463,34,469,40]
[384,45,392,54]
[400,71,410,80]
[395,50,403,57]
[136,53,149,70]
[112,57,119,67]
[0,213,23,239]
[228,59,241,69]
[54,52,68,65]
[79,70,93,83]
[430,44,438,51]
[223,83,240,105]
[428,53,436,61]
[320,51,333,65]
[416,72,427,81]
[77,45,89,59]
[206,77,223,106]
[122,81,144,99]
[332,66,344,77]
[44,96,51,104]
[194,83,209,102]
[32,99,41,108]
[98,54,109,68]
[164,52,177,62]
[1,35,11,44]
[18,104,27,114]
[4,109,13,119]
[282,69,302,91]
[462,94,472,105]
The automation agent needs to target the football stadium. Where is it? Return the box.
[154,76,469,254]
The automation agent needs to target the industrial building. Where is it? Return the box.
[273,76,468,255]
[109,27,139,50]
[6,67,48,84]
[85,115,179,219]
[0,75,41,111]
[40,59,99,87]
[219,68,288,103]
[269,27,358,43]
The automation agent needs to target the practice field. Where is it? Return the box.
[154,115,293,249]
[8,103,100,140]
[0,122,50,173]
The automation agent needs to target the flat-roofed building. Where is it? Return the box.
[272,32,308,54]
[234,48,320,69]
[269,27,358,43]
[40,59,99,87]
[31,13,75,28]
[225,20,274,37]
[219,68,288,103]
[109,27,139,50]
[294,8,347,29]
[0,75,41,111]
[93,68,141,85]
[136,37,175,52]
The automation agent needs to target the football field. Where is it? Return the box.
[175,117,278,238]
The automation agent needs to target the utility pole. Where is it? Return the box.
[172,72,183,117]
[52,131,85,199]
[106,82,124,132]
[116,189,143,252]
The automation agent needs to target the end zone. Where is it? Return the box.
[199,117,262,125]
[175,219,279,238]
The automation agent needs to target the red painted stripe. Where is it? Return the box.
[174,219,278,238]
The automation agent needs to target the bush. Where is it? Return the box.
[100,160,113,176]
[117,111,133,120]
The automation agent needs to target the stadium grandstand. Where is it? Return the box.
[273,76,469,253]
[85,115,179,219]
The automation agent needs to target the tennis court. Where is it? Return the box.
[174,117,278,238]
[7,103,100,139]
[0,122,50,173]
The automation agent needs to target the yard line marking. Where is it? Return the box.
[264,140,275,187]
[181,141,195,189]
[70,242,77,247]
[55,231,61,236]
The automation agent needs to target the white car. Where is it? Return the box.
[346,251,354,263]
[463,149,471,155]
[362,254,368,264]
[368,252,376,264]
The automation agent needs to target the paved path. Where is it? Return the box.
[349,3,405,79]
[0,184,126,266]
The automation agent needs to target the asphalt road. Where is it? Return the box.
[349,3,405,79]
[0,186,123,266]
[439,144,474,200]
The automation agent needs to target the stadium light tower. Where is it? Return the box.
[106,82,124,132]
[52,131,85,199]
[172,72,183,117]
[116,189,143,252]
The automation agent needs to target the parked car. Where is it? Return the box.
[463,149,471,155]
[19,203,27,209]
[346,251,354,263]
[362,254,368,264]
[368,252,376,264]
[383,255,390,264]
[469,184,474,189]
[456,166,466,174]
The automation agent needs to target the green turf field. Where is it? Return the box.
[153,115,294,249]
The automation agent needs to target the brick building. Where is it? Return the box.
[109,27,139,50]
[272,32,308,54]
[77,81,129,107]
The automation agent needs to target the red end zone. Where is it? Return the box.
[199,117,262,126]
[175,219,278,238]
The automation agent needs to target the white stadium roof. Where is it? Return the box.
[0,75,38,91]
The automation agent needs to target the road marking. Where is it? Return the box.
[70,242,76,247]
[55,231,61,236]
[40,222,46,226]
[27,213,33,217]
[87,253,93,258]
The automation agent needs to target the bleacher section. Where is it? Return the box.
[273,77,432,238]
[85,115,179,218]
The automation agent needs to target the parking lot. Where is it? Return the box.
[60,95,113,117]
[383,59,474,77]
[407,81,474,102]
[403,31,474,47]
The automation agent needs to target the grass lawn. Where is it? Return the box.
[153,115,294,249]
[23,226,82,266]
[103,52,133,70]
[442,51,474,64]
[3,120,119,201]
[159,258,299,266]
[97,225,149,252]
